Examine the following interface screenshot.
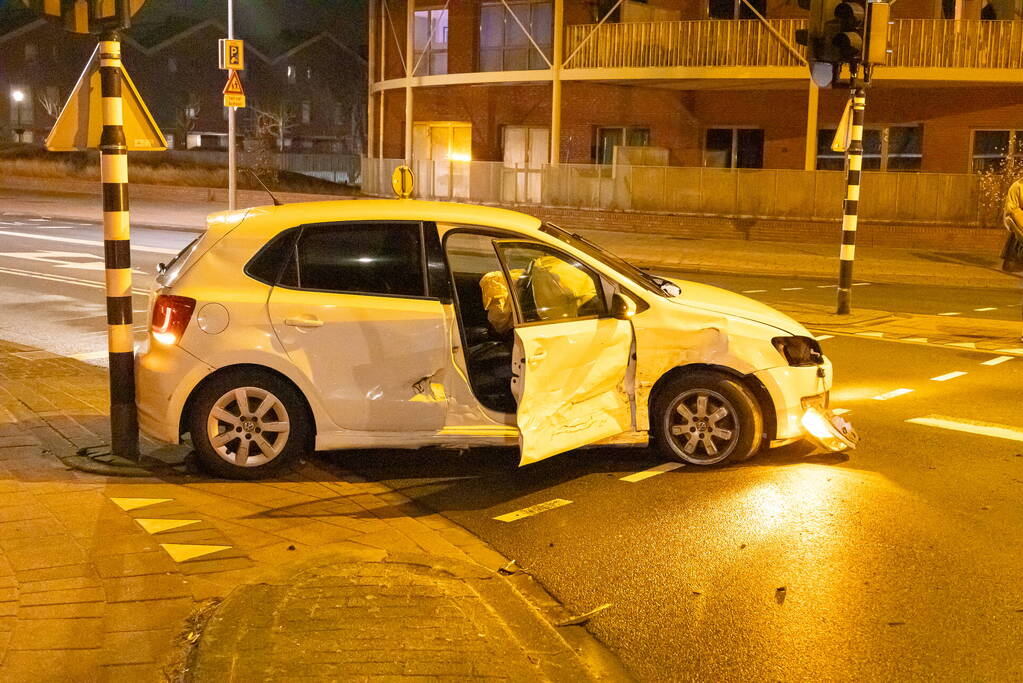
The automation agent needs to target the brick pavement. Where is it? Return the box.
[0,340,625,681]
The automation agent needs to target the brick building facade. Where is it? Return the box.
[368,0,1023,175]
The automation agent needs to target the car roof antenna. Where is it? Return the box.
[245,169,281,206]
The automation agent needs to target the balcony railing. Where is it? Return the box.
[564,19,807,69]
[564,19,1023,71]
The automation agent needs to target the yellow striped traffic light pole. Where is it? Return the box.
[836,85,866,316]
[99,33,139,459]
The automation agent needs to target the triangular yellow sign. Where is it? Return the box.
[46,44,167,152]
[223,70,244,96]
[831,98,853,154]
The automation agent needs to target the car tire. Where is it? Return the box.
[652,370,763,466]
[188,368,312,480]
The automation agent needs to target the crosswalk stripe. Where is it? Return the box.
[906,415,1023,442]
[494,499,573,523]
[620,462,684,482]
[930,371,966,382]
[981,356,1013,366]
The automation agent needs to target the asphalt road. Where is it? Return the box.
[2,212,1022,679]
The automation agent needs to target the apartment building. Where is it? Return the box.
[0,5,366,154]
[367,0,1023,186]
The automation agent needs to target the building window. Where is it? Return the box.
[704,128,764,168]
[286,65,297,84]
[306,67,313,80]
[480,1,552,72]
[24,43,37,62]
[817,125,922,171]
[972,130,1023,172]
[414,8,448,75]
[709,0,765,19]
[168,57,177,73]
[595,127,650,164]
[301,101,311,124]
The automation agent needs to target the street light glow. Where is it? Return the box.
[10,90,24,103]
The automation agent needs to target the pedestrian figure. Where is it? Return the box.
[1002,175,1023,340]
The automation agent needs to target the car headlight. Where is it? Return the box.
[772,336,823,367]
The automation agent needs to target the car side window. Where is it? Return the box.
[494,242,608,324]
[279,222,426,297]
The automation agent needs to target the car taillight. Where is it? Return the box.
[151,295,196,345]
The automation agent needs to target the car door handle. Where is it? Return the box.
[284,316,324,328]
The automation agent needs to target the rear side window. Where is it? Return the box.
[280,222,426,297]
[245,229,298,285]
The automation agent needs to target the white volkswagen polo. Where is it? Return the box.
[137,199,854,479]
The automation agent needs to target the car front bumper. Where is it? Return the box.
[753,358,834,442]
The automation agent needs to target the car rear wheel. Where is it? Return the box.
[189,369,311,480]
[653,371,763,466]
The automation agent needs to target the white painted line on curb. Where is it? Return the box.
[814,335,834,341]
[946,342,977,349]
[742,289,767,294]
[938,312,961,316]
[494,499,573,523]
[852,282,871,286]
[974,307,997,312]
[981,356,1014,366]
[817,284,838,288]
[906,415,1023,443]
[620,462,684,483]
[856,332,884,338]
[873,388,913,401]
[930,371,967,382]
[902,337,929,343]
[780,287,803,291]
[995,348,1023,355]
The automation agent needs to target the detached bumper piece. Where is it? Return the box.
[801,407,859,452]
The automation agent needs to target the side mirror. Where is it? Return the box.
[611,292,637,320]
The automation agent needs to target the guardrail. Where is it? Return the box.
[564,19,1023,71]
[363,157,985,225]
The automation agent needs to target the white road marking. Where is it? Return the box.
[937,312,960,316]
[832,408,851,415]
[33,225,77,230]
[902,337,929,343]
[780,287,803,291]
[930,371,967,382]
[0,230,180,255]
[0,250,145,275]
[856,331,884,338]
[973,307,997,312]
[70,351,110,361]
[742,289,767,294]
[620,462,684,482]
[852,282,871,286]
[906,415,1023,443]
[996,348,1023,354]
[873,388,913,401]
[981,356,1014,366]
[0,265,148,295]
[494,498,573,522]
[814,334,834,341]
[816,284,837,288]
[946,342,977,349]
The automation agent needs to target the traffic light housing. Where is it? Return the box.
[796,0,891,80]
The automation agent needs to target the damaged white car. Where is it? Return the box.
[137,199,854,479]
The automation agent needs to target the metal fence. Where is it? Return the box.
[363,157,984,225]
[564,19,1023,71]
[162,150,362,185]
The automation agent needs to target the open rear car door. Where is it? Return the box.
[493,241,634,465]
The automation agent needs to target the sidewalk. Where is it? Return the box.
[1,184,1019,291]
[0,339,626,681]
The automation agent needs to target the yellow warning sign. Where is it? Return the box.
[223,70,246,108]
[46,44,167,152]
[831,98,853,153]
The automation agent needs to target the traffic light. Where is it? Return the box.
[18,0,146,34]
[833,0,866,62]
[796,0,891,78]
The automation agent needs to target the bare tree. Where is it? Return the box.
[252,100,296,153]
[172,93,202,149]
[37,89,63,121]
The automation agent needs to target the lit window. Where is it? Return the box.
[972,130,1023,173]
[301,101,311,124]
[287,65,296,84]
[479,1,551,72]
[414,8,449,75]
[306,67,313,80]
[704,128,763,169]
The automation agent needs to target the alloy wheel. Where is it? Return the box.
[207,386,291,467]
[666,388,738,465]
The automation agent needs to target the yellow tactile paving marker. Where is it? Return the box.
[134,519,201,534]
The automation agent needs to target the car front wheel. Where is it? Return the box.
[653,371,763,466]
[189,369,311,480]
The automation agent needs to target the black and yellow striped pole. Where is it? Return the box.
[836,85,866,316]
[99,32,139,460]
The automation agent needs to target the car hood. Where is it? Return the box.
[664,278,810,336]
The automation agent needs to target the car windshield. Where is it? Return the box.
[539,223,680,297]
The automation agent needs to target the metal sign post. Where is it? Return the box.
[22,0,161,463]
[225,0,238,210]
